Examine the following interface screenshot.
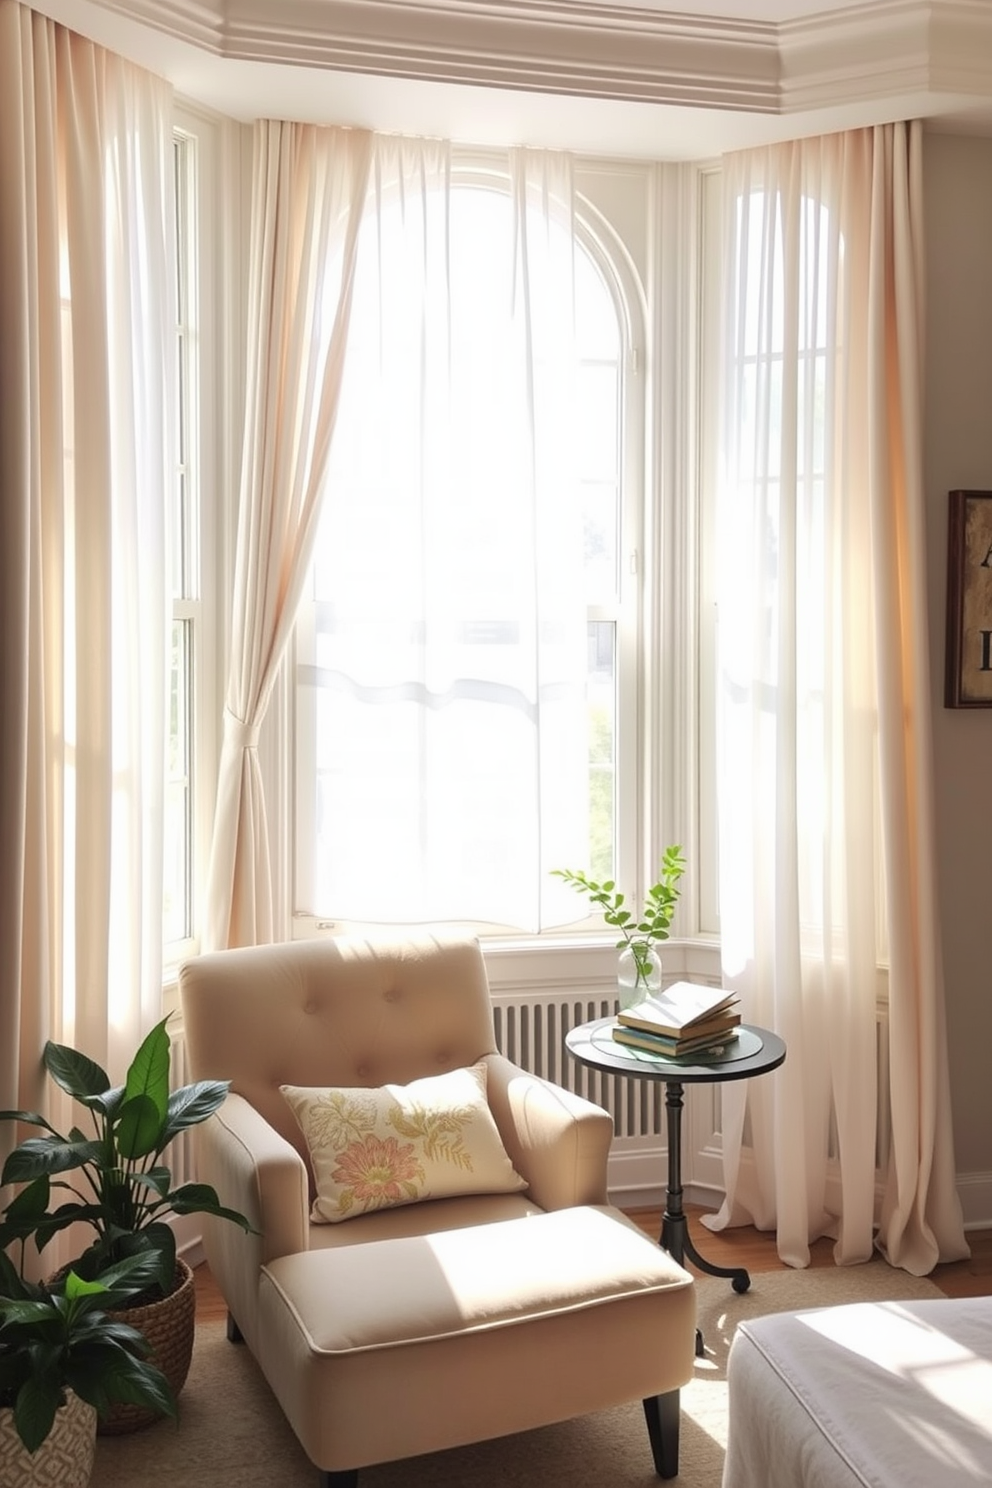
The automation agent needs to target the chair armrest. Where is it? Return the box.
[483,1052,613,1211]
[194,1093,310,1350]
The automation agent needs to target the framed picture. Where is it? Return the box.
[945,489,992,707]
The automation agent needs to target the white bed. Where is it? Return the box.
[723,1295,992,1488]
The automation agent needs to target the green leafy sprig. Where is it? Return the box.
[553,844,686,984]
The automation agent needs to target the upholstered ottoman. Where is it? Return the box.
[256,1204,696,1480]
[723,1295,992,1488]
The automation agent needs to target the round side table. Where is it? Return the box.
[565,1017,786,1297]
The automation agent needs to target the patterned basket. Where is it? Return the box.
[0,1390,96,1487]
[97,1258,197,1436]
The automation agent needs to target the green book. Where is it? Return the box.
[611,1022,740,1060]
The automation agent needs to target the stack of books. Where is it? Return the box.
[612,981,741,1060]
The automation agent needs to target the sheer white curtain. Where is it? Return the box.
[302,141,588,930]
[203,122,374,950]
[709,121,969,1274]
[0,2,173,1220]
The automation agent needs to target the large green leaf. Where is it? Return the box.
[13,1374,59,1454]
[145,1224,177,1294]
[42,1200,107,1231]
[103,1360,175,1417]
[43,1041,110,1100]
[2,1135,104,1184]
[123,1018,171,1125]
[0,1249,25,1296]
[0,1299,61,1327]
[128,1166,171,1199]
[91,1249,169,1301]
[115,1092,165,1160]
[106,1222,176,1294]
[162,1080,231,1141]
[0,1108,55,1132]
[1,1173,51,1224]
[66,1346,175,1418]
[167,1183,256,1232]
[77,1085,125,1118]
[62,1270,108,1302]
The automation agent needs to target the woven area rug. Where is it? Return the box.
[93,1259,943,1487]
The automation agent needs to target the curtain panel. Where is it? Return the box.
[298,141,589,931]
[710,120,969,1274]
[0,1,174,1247]
[203,121,374,950]
[205,132,588,946]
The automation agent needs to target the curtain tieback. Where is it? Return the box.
[224,708,261,751]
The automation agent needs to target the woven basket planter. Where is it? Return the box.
[0,1390,96,1488]
[98,1258,196,1436]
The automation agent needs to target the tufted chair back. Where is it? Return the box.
[179,932,498,1185]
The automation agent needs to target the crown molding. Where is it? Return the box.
[780,0,992,112]
[35,0,992,124]
[86,0,783,109]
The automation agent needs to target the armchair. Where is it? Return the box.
[179,932,696,1486]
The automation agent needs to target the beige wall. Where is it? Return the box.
[924,130,992,1216]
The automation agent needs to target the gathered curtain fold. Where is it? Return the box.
[710,119,969,1274]
[203,122,374,950]
[0,0,174,1243]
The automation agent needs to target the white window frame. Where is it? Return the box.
[696,163,724,941]
[164,106,225,980]
[288,150,649,949]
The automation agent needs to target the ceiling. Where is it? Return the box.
[28,0,992,158]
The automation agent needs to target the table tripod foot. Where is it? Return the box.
[679,1228,751,1293]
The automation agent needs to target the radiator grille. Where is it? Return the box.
[492,996,665,1140]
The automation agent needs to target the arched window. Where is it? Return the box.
[293,143,639,935]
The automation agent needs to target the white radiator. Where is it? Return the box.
[491,993,666,1140]
[491,990,893,1202]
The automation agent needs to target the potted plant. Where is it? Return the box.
[553,843,686,1005]
[0,1250,175,1486]
[0,1014,254,1430]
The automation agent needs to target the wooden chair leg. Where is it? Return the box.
[318,1472,358,1488]
[643,1389,681,1479]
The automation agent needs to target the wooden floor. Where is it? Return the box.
[192,1204,992,1322]
[623,1206,992,1299]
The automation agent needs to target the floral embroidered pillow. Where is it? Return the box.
[280,1060,527,1223]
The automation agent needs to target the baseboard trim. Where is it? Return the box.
[957,1170,992,1231]
[607,1159,992,1233]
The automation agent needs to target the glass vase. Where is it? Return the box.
[617,943,662,1011]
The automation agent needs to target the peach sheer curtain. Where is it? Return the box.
[709,121,969,1274]
[203,121,373,950]
[0,2,174,1243]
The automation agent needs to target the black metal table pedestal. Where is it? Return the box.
[563,1018,787,1358]
[660,1080,751,1356]
[660,1079,751,1292]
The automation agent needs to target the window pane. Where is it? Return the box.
[298,163,624,932]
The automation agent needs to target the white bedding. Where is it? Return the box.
[723,1295,992,1488]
